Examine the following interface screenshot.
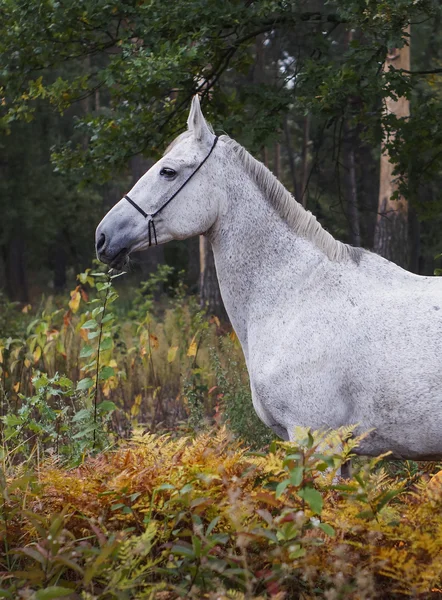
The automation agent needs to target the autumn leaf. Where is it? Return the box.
[149,333,159,349]
[63,311,72,328]
[187,341,197,357]
[131,394,142,417]
[167,346,178,363]
[33,346,42,364]
[69,287,81,313]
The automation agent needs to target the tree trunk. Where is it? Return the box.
[343,123,361,247]
[283,116,300,199]
[199,235,227,321]
[373,28,410,267]
[273,142,281,179]
[53,231,67,292]
[3,236,28,303]
[300,114,311,208]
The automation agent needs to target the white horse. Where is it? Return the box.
[96,96,442,459]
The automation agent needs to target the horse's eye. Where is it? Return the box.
[160,167,177,178]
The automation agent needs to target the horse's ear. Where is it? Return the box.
[187,95,212,143]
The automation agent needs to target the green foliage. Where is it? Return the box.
[0,293,26,338]
[2,0,442,290]
[0,267,266,460]
[128,264,175,321]
[0,267,122,464]
[213,336,275,450]
[1,0,441,197]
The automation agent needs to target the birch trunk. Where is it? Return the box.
[373,28,410,267]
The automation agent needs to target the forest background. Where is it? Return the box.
[2,1,442,598]
[2,0,442,308]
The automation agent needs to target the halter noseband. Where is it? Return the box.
[124,135,219,247]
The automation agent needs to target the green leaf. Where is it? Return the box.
[289,466,304,486]
[171,544,195,558]
[156,483,175,491]
[97,400,116,414]
[318,522,335,537]
[99,366,115,380]
[375,489,402,513]
[73,425,96,439]
[298,487,323,514]
[35,587,73,599]
[275,479,290,499]
[289,546,306,559]
[206,516,220,536]
[76,377,94,391]
[58,376,73,389]
[79,345,94,358]
[92,306,104,318]
[99,337,113,351]
[72,408,90,422]
[81,319,98,329]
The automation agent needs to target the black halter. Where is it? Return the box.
[124,136,219,247]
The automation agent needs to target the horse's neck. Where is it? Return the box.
[210,177,326,355]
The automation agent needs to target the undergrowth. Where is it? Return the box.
[0,264,270,462]
[0,427,441,598]
[1,268,441,598]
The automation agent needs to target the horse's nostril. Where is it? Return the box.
[97,233,106,252]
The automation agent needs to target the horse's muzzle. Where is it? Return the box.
[95,228,129,268]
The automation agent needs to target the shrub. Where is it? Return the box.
[1,427,441,599]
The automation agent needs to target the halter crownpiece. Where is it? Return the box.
[124,135,219,247]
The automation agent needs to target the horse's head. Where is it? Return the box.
[95,96,223,269]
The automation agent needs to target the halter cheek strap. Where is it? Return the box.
[124,135,219,247]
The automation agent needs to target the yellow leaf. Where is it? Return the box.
[21,304,31,314]
[13,382,20,392]
[229,331,237,343]
[69,287,81,313]
[0,347,3,364]
[33,346,42,364]
[187,340,197,357]
[131,394,142,417]
[24,359,31,369]
[167,346,178,363]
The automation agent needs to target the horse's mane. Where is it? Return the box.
[166,131,363,263]
[222,136,363,263]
